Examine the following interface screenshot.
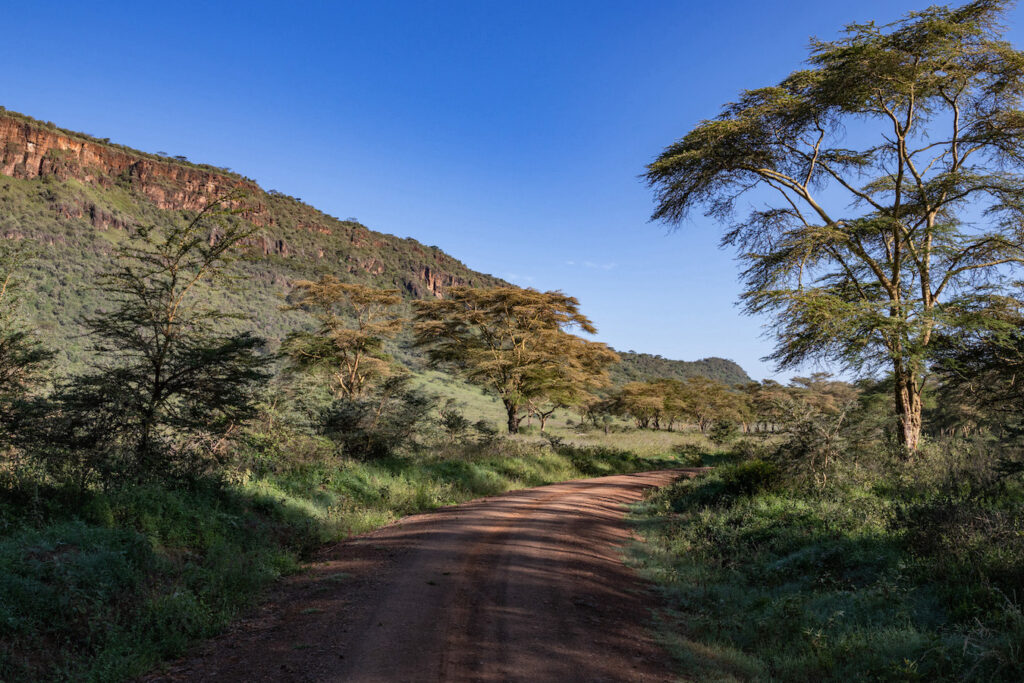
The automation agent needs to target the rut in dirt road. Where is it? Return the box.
[148,469,697,683]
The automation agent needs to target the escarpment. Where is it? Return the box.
[0,108,504,364]
[0,114,261,214]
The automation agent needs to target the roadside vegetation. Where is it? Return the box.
[632,376,1024,681]
[0,207,683,680]
[3,2,1024,681]
[633,2,1024,680]
[1,426,675,681]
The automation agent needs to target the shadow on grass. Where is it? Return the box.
[1,439,684,681]
[627,472,1024,682]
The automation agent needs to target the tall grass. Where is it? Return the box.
[630,441,1024,681]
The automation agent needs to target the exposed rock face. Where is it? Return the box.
[0,110,503,300]
[0,114,260,215]
[416,265,466,298]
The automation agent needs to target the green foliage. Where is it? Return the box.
[0,421,684,681]
[613,376,749,432]
[718,459,780,496]
[280,275,404,399]
[646,0,1024,451]
[438,401,472,442]
[0,483,308,681]
[320,374,436,460]
[29,198,272,487]
[414,286,619,433]
[0,106,759,683]
[708,419,740,445]
[635,427,1024,680]
[0,241,52,448]
[611,351,750,386]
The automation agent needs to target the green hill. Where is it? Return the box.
[611,351,750,386]
[0,108,505,366]
[0,107,751,385]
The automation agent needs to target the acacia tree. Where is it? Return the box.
[525,333,620,432]
[646,0,1024,452]
[934,295,1024,433]
[743,380,791,433]
[616,381,668,429]
[413,286,619,433]
[49,194,270,483]
[281,276,403,399]
[679,376,745,434]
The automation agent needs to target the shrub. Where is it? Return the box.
[471,419,499,444]
[321,375,435,460]
[709,419,740,445]
[438,404,471,442]
[719,459,781,497]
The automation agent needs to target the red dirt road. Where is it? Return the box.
[149,469,695,682]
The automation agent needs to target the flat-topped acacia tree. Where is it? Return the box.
[413,286,619,433]
[281,275,404,399]
[646,0,1024,452]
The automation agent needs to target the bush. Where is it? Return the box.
[720,459,781,496]
[321,375,435,460]
[635,433,1024,681]
[665,459,781,511]
[438,404,471,442]
[471,419,499,444]
[709,419,740,445]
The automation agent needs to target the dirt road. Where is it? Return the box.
[149,469,694,682]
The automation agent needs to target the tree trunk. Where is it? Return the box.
[894,364,923,453]
[539,414,548,432]
[504,400,521,434]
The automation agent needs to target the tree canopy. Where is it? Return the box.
[646,0,1024,452]
[413,286,619,433]
[281,275,404,399]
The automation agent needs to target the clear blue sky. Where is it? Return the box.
[4,1,1023,380]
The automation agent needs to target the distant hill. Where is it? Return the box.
[0,107,752,384]
[611,351,751,386]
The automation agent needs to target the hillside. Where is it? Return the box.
[0,107,751,385]
[0,108,508,365]
[611,351,750,386]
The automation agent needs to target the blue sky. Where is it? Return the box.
[4,1,1023,380]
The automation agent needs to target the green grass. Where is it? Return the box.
[0,435,681,681]
[630,449,1024,682]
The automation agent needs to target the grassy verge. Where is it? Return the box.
[0,438,678,681]
[630,446,1024,681]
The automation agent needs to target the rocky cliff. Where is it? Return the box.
[0,108,504,364]
[0,109,500,291]
[0,113,259,214]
